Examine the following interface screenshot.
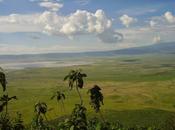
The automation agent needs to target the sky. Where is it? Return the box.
[0,0,175,54]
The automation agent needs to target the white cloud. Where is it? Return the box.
[164,11,175,23]
[75,0,90,5]
[117,7,158,16]
[0,13,42,32]
[0,9,122,43]
[148,11,175,45]
[153,36,161,43]
[150,20,157,27]
[119,14,137,27]
[97,29,123,43]
[39,1,63,12]
[40,9,122,43]
[59,10,112,35]
[118,24,175,47]
[150,11,175,27]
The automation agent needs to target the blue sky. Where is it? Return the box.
[0,0,175,54]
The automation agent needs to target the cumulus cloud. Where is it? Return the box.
[97,29,123,43]
[119,14,137,27]
[39,9,122,43]
[59,10,112,35]
[164,11,175,23]
[0,13,42,33]
[153,36,161,43]
[0,9,122,43]
[118,23,175,48]
[149,20,157,27]
[150,11,175,27]
[39,1,63,12]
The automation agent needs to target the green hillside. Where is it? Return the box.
[1,54,174,128]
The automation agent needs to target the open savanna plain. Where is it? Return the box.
[2,54,175,127]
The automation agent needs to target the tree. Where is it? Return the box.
[88,85,103,113]
[51,91,66,113]
[0,68,7,92]
[64,69,87,105]
[70,104,88,130]
[0,94,17,130]
[34,101,48,122]
[32,101,50,130]
[88,85,105,122]
[0,94,17,116]
[0,67,20,130]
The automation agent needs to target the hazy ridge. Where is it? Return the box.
[0,42,175,62]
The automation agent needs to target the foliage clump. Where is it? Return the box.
[64,69,87,105]
[70,104,88,130]
[13,112,25,130]
[0,68,22,130]
[0,68,7,92]
[31,101,51,130]
[88,85,104,113]
[51,91,65,102]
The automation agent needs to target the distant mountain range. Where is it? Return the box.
[108,42,175,55]
[0,42,175,62]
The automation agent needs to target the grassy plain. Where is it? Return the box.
[2,54,175,127]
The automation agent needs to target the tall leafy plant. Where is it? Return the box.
[13,112,25,130]
[34,101,48,122]
[0,95,17,116]
[51,91,66,113]
[0,67,19,130]
[88,85,104,122]
[31,101,50,130]
[0,68,17,116]
[64,69,87,105]
[57,104,88,130]
[0,68,7,92]
[70,104,88,130]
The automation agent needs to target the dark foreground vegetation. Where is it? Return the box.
[0,67,175,130]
